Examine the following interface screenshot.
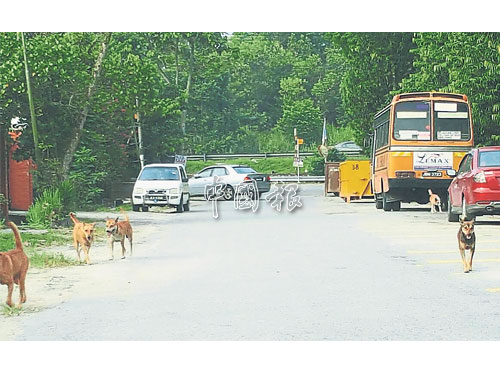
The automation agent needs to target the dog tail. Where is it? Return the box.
[120,207,130,222]
[6,221,24,252]
[69,212,80,224]
[428,189,433,196]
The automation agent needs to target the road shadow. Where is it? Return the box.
[474,220,500,226]
[400,207,430,212]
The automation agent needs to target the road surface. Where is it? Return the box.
[3,183,500,340]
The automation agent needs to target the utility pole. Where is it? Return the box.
[135,97,144,169]
[0,123,8,220]
[20,32,41,165]
[294,128,303,183]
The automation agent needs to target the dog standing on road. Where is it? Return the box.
[458,217,476,273]
[105,209,133,260]
[69,213,95,265]
[0,222,29,307]
[428,189,441,213]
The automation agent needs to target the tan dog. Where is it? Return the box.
[69,213,95,265]
[105,209,133,260]
[458,217,476,273]
[428,189,441,213]
[0,222,29,307]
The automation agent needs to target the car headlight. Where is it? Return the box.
[134,188,144,194]
[169,188,179,195]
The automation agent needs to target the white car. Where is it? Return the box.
[132,164,190,212]
[188,164,271,200]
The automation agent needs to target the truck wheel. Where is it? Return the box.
[142,205,149,212]
[392,201,401,211]
[375,195,383,209]
[382,193,392,212]
[133,205,140,212]
[448,196,459,222]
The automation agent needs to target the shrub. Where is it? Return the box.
[26,188,63,228]
[307,149,347,176]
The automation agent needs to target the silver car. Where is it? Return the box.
[188,164,271,200]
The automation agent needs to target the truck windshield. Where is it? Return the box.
[394,101,430,140]
[434,102,471,141]
[139,167,180,181]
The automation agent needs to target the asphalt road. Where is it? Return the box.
[8,183,500,340]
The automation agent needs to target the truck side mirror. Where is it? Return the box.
[446,169,457,177]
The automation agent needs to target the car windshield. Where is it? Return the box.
[394,101,430,140]
[139,167,180,181]
[434,102,471,141]
[479,151,500,167]
[233,167,257,174]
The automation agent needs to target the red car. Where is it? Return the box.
[448,146,500,222]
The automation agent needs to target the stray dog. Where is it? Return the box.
[105,209,133,260]
[0,222,29,307]
[428,189,441,213]
[458,217,476,273]
[69,213,95,265]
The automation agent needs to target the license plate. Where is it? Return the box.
[422,171,442,177]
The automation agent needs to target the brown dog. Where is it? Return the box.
[69,213,95,265]
[0,222,29,307]
[428,189,441,213]
[105,209,133,260]
[458,217,476,273]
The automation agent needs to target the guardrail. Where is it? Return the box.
[185,151,361,161]
[270,175,325,182]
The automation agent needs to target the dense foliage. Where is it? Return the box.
[2,32,500,205]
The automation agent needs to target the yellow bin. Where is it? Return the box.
[339,160,373,203]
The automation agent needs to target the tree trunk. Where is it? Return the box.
[61,33,111,178]
[179,37,195,154]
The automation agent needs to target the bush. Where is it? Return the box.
[26,180,76,228]
[307,149,347,176]
[69,147,107,207]
[26,188,63,228]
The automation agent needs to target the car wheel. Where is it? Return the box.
[448,196,459,222]
[176,197,184,213]
[223,185,235,201]
[142,205,149,212]
[183,195,190,211]
[132,204,140,212]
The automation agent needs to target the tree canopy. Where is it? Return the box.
[2,32,500,203]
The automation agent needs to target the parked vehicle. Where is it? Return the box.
[334,141,362,154]
[370,92,473,212]
[188,164,271,200]
[448,146,500,221]
[132,164,190,213]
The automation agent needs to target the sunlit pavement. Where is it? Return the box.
[11,183,500,340]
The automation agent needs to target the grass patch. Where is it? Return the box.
[94,203,132,212]
[27,250,78,268]
[0,227,77,268]
[1,304,24,317]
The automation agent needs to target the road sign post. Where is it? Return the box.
[293,128,304,183]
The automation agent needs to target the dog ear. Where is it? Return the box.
[115,217,119,223]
